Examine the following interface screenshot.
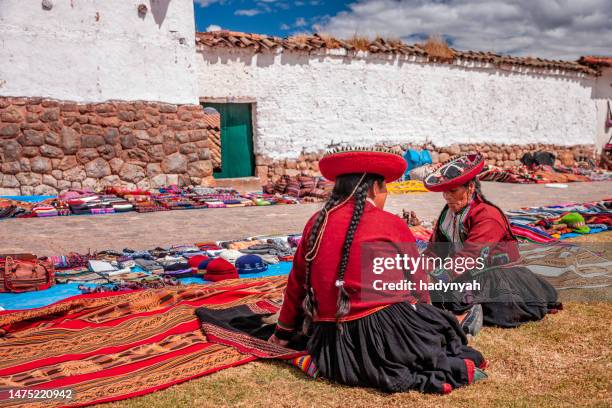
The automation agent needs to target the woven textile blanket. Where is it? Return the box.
[519,242,612,290]
[0,276,287,407]
[0,242,610,407]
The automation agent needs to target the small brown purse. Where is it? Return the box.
[0,254,55,293]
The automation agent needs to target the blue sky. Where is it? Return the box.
[194,1,347,37]
[193,0,611,60]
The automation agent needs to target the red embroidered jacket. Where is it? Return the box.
[427,196,520,278]
[275,200,430,339]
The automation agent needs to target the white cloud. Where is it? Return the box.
[194,0,225,7]
[280,16,311,31]
[317,0,612,59]
[235,9,262,16]
[206,24,223,31]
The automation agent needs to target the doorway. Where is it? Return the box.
[202,103,255,179]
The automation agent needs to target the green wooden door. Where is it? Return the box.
[204,103,254,179]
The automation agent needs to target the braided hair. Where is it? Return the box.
[301,194,340,332]
[301,172,384,332]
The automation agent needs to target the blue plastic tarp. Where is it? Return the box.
[0,262,292,311]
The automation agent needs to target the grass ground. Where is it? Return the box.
[109,233,612,408]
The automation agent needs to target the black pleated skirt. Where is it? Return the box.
[307,302,485,394]
[432,266,562,328]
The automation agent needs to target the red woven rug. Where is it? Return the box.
[0,276,287,407]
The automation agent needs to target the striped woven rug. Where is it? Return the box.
[0,276,287,407]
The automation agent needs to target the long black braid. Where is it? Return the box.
[301,173,384,332]
[301,194,341,332]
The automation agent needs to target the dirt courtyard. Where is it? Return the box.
[0,181,610,256]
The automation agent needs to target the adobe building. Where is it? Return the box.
[1,1,610,193]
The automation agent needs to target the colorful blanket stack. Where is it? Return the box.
[478,164,612,184]
[506,199,612,241]
[0,186,305,219]
[263,175,333,202]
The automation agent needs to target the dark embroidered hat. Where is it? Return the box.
[424,153,485,192]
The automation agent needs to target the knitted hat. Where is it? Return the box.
[195,258,212,276]
[187,254,209,269]
[203,258,238,282]
[219,249,244,265]
[235,254,268,274]
[318,146,406,182]
[559,212,590,234]
[424,154,484,192]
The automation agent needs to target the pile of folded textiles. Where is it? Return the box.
[44,233,304,293]
[552,165,612,181]
[243,192,299,206]
[63,188,135,214]
[0,185,306,219]
[478,165,540,183]
[0,196,73,219]
[506,199,612,241]
[478,163,611,184]
[263,175,334,202]
[131,185,264,210]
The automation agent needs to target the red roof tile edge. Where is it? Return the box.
[195,31,598,76]
[578,56,612,68]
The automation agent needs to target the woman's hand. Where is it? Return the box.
[268,334,289,347]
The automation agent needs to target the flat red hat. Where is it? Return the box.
[424,153,484,192]
[319,147,406,182]
[204,258,238,282]
[188,254,209,269]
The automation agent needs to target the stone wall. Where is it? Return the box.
[255,143,597,185]
[0,97,215,195]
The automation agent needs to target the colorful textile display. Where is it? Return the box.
[506,199,611,240]
[0,185,302,220]
[263,175,334,201]
[0,277,288,407]
[478,164,612,184]
[196,299,317,377]
[0,222,610,405]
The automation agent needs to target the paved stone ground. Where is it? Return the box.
[0,181,610,256]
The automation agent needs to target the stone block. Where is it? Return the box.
[40,144,64,158]
[161,152,188,173]
[85,157,112,178]
[30,157,52,173]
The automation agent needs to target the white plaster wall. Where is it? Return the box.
[0,0,197,104]
[197,48,597,159]
[593,67,612,152]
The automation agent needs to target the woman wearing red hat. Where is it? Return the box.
[269,147,486,394]
[423,154,561,328]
